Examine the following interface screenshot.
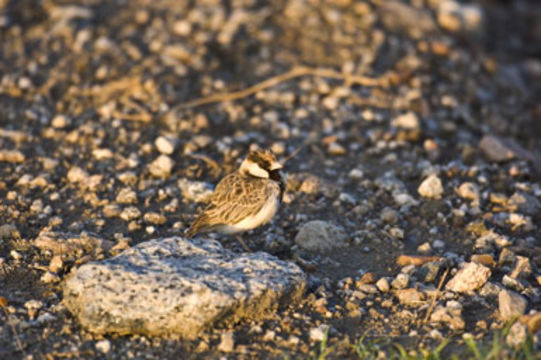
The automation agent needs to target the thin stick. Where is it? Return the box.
[423,267,450,324]
[187,153,221,175]
[280,135,315,165]
[171,66,391,111]
[0,298,24,353]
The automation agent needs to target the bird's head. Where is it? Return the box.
[239,149,283,178]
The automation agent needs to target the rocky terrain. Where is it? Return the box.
[1,0,541,358]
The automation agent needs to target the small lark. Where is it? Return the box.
[186,149,285,250]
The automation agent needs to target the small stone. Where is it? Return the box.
[327,142,346,156]
[309,324,329,342]
[24,299,43,320]
[396,288,426,307]
[155,136,177,155]
[445,262,491,293]
[438,0,483,33]
[506,322,528,348]
[0,224,18,239]
[116,188,137,204]
[294,221,347,253]
[356,272,377,286]
[67,167,89,183]
[95,339,111,354]
[41,271,61,283]
[49,255,63,273]
[502,275,525,292]
[392,112,420,130]
[143,212,167,225]
[456,182,480,202]
[322,96,339,110]
[178,179,213,203]
[376,278,390,293]
[0,150,25,163]
[416,260,447,283]
[380,207,398,224]
[217,331,235,352]
[92,148,113,160]
[348,169,364,181]
[173,20,192,36]
[391,273,409,290]
[432,240,445,250]
[148,155,174,178]
[389,227,404,240]
[510,256,532,279]
[430,302,465,330]
[51,115,70,129]
[418,242,431,253]
[393,193,418,206]
[103,204,121,218]
[396,255,441,267]
[339,192,356,205]
[263,330,276,341]
[471,254,496,268]
[479,281,502,298]
[418,174,444,199]
[508,192,540,216]
[499,289,527,321]
[119,206,141,221]
[479,135,515,163]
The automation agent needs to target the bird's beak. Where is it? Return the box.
[270,161,283,170]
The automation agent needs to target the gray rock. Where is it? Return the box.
[445,262,491,293]
[294,221,347,253]
[63,237,306,338]
[499,289,527,321]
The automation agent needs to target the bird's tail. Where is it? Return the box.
[185,225,198,238]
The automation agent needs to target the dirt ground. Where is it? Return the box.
[1,0,541,359]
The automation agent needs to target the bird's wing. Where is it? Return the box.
[202,173,274,226]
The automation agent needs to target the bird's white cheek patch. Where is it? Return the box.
[246,162,269,178]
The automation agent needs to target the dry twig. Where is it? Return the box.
[423,267,450,324]
[187,153,222,176]
[171,66,392,111]
[0,296,25,353]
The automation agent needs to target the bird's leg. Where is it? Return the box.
[236,235,251,252]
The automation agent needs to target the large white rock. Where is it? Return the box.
[63,237,306,338]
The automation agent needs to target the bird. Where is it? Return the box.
[186,148,285,251]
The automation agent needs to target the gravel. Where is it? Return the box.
[1,0,540,357]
